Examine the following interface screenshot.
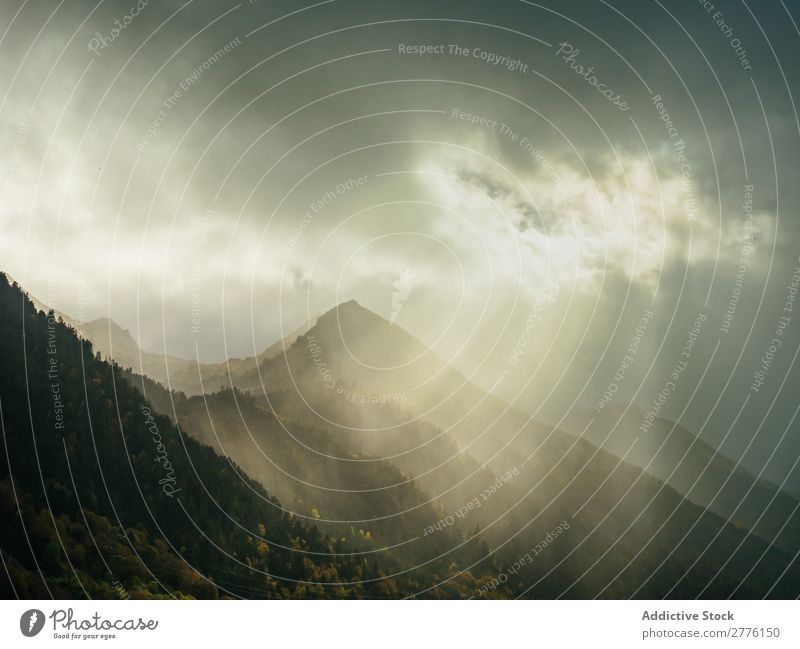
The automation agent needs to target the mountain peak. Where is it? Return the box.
[303,297,431,370]
[317,299,388,328]
[331,298,370,316]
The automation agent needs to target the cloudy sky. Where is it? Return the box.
[2,0,800,489]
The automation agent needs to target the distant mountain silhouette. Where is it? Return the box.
[7,273,317,398]
[80,313,316,398]
[561,406,800,556]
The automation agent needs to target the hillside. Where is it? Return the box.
[0,273,495,598]
[125,300,800,598]
[562,406,800,556]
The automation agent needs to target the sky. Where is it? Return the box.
[1,0,800,489]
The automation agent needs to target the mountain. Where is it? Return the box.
[124,372,498,579]
[126,300,800,597]
[19,281,800,598]
[78,313,316,398]
[0,273,498,598]
[7,273,316,398]
[561,406,800,556]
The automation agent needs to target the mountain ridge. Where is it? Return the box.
[561,405,800,555]
[0,271,501,598]
[11,272,800,597]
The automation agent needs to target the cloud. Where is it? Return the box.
[1,0,799,488]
